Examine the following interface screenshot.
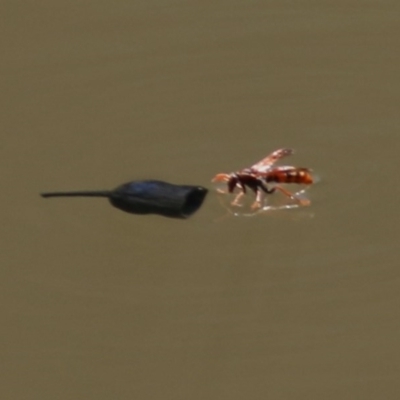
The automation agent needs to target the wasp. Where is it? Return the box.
[212,148,313,209]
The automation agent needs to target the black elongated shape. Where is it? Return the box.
[41,180,208,219]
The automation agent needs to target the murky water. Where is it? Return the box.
[2,1,400,399]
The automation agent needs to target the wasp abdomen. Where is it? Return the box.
[265,168,313,184]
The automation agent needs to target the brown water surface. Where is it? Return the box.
[1,1,400,399]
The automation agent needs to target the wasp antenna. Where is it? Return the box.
[212,173,230,183]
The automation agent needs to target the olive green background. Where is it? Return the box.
[1,1,400,399]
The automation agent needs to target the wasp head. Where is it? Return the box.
[212,173,239,193]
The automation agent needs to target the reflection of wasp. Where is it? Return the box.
[212,148,313,209]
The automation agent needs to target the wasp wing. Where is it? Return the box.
[250,148,294,173]
[256,165,300,176]
[266,166,312,173]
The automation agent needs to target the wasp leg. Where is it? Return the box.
[275,185,310,206]
[251,190,264,209]
[231,191,245,207]
[260,183,276,194]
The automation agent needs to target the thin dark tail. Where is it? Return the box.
[41,190,111,198]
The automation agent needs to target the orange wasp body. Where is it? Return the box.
[212,148,313,209]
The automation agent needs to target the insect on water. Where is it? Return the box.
[212,148,314,214]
